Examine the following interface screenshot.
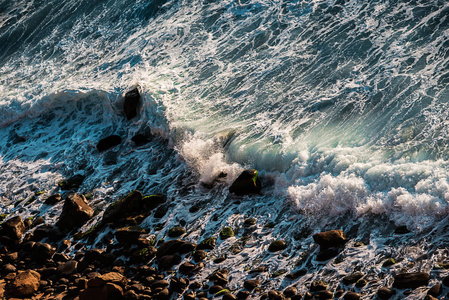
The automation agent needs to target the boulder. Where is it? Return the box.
[124,87,141,120]
[313,230,347,249]
[34,242,56,261]
[268,240,287,252]
[170,277,190,293]
[377,287,394,299]
[168,226,186,238]
[56,193,94,231]
[243,279,260,290]
[5,270,40,298]
[115,226,145,244]
[197,237,216,250]
[393,272,430,289]
[220,227,235,240]
[44,193,62,205]
[96,135,122,152]
[157,239,185,258]
[229,169,261,195]
[2,216,25,240]
[58,174,85,190]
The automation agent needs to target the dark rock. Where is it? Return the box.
[2,215,25,240]
[268,240,287,252]
[59,174,85,190]
[382,258,396,267]
[243,279,260,290]
[158,254,181,270]
[194,250,207,262]
[115,226,145,244]
[209,284,223,294]
[244,218,257,227]
[249,266,267,274]
[184,291,196,300]
[208,269,229,286]
[342,272,364,285]
[157,239,185,258]
[5,269,40,298]
[394,225,410,234]
[179,241,196,254]
[2,263,16,274]
[220,227,235,239]
[197,237,216,250]
[34,242,56,261]
[97,135,122,152]
[170,277,189,293]
[154,205,168,218]
[344,292,361,300]
[377,287,394,299]
[151,279,170,289]
[131,134,150,146]
[237,291,251,299]
[428,283,442,296]
[283,286,297,297]
[267,290,285,300]
[56,193,94,231]
[57,260,78,275]
[179,261,203,275]
[393,272,430,289]
[355,279,367,288]
[286,269,306,279]
[318,290,333,299]
[229,169,261,195]
[214,256,226,263]
[223,293,237,300]
[44,193,62,205]
[313,230,347,249]
[124,87,141,120]
[168,226,186,238]
[310,280,328,292]
[102,191,145,226]
[153,288,170,300]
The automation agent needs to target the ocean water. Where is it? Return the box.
[1,0,449,298]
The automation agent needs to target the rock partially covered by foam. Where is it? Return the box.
[229,169,261,195]
[313,230,347,249]
[96,135,122,152]
[124,87,141,120]
[393,272,430,289]
[56,193,94,231]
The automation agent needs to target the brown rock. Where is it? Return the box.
[342,272,364,285]
[57,260,78,275]
[310,280,328,292]
[427,283,442,297]
[209,284,223,294]
[154,287,170,300]
[102,191,145,226]
[158,254,181,270]
[393,272,430,289]
[243,279,260,290]
[313,230,347,249]
[115,226,145,244]
[193,250,207,262]
[208,269,229,286]
[344,292,361,300]
[268,240,287,252]
[157,239,185,258]
[283,286,297,297]
[45,193,62,205]
[170,277,189,293]
[318,290,333,299]
[56,193,94,230]
[5,269,40,298]
[223,293,237,300]
[377,287,394,299]
[184,291,196,300]
[34,242,56,260]
[2,216,25,240]
[237,290,251,299]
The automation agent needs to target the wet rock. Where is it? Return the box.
[267,290,285,300]
[193,250,207,262]
[168,226,186,238]
[102,191,143,225]
[377,287,394,299]
[286,269,307,279]
[318,290,333,299]
[197,237,216,250]
[115,226,145,244]
[124,87,141,120]
[268,240,287,252]
[244,218,257,227]
[394,225,410,234]
[158,254,181,270]
[97,135,122,152]
[283,287,297,297]
[220,227,235,239]
[34,242,56,261]
[223,293,237,300]
[142,194,166,210]
[313,230,347,249]
[179,241,196,254]
[154,205,168,218]
[229,169,262,195]
[382,258,396,267]
[2,215,25,240]
[237,290,251,299]
[57,260,78,275]
[355,279,367,288]
[170,277,189,293]
[157,239,185,258]
[342,272,364,285]
[310,280,328,292]
[344,292,361,300]
[250,266,267,274]
[209,284,223,294]
[131,134,150,146]
[208,269,229,286]
[5,269,40,298]
[59,174,85,190]
[184,291,196,300]
[56,193,94,231]
[243,279,260,290]
[428,283,442,296]
[44,193,62,205]
[393,272,430,289]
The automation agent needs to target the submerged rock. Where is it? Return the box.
[2,215,25,240]
[124,87,141,120]
[56,193,94,231]
[229,169,262,195]
[393,272,430,289]
[96,135,122,152]
[313,229,347,249]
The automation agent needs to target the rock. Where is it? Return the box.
[220,227,235,239]
[56,193,94,230]
[250,266,267,274]
[154,205,168,218]
[243,279,260,290]
[2,216,25,240]
[102,191,148,226]
[209,284,223,294]
[179,241,196,254]
[425,295,438,300]
[310,280,328,292]
[34,242,56,260]
[267,290,285,300]
[208,269,229,286]
[313,230,347,249]
[2,263,16,274]
[197,237,216,250]
[96,135,122,152]
[131,134,151,146]
[115,226,145,244]
[184,291,196,300]
[157,239,185,258]
[150,280,170,289]
[318,290,333,299]
[170,277,189,293]
[87,272,128,288]
[268,240,287,252]
[57,260,78,275]
[124,87,141,120]
[153,287,170,300]
[286,269,307,279]
[244,218,257,226]
[382,258,396,267]
[344,292,361,300]
[394,225,410,234]
[237,291,251,299]
[355,279,367,288]
[80,282,124,300]
[158,255,181,270]
[5,269,40,298]
[59,174,85,190]
[229,169,262,195]
[393,272,430,289]
[45,193,62,205]
[342,272,364,285]
[168,226,186,238]
[428,283,442,296]
[283,287,297,297]
[377,287,394,299]
[223,293,237,300]
[193,250,207,262]
[179,261,203,275]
